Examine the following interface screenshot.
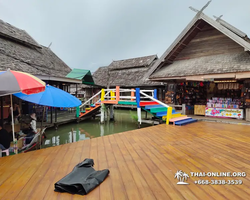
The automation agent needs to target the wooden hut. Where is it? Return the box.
[0,19,80,89]
[0,19,80,123]
[91,55,166,101]
[147,10,250,120]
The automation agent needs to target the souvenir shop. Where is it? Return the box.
[166,79,247,120]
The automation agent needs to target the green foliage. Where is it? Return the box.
[129,111,138,122]
[101,104,107,112]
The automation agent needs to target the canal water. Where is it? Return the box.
[42,109,152,148]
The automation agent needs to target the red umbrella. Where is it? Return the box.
[0,69,46,152]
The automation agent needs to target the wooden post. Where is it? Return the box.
[0,97,3,127]
[116,86,120,103]
[101,89,105,101]
[111,91,115,100]
[154,89,157,99]
[136,88,141,124]
[76,106,80,118]
[76,84,78,98]
[100,103,104,124]
[110,105,114,121]
[71,128,74,143]
[182,104,186,115]
[166,107,172,125]
[55,108,57,123]
[131,88,135,101]
[50,107,53,124]
[40,106,46,149]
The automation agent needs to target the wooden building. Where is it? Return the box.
[0,19,80,89]
[91,55,166,101]
[147,10,250,120]
[0,18,81,124]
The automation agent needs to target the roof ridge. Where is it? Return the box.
[146,11,250,79]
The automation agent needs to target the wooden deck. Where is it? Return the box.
[0,121,250,199]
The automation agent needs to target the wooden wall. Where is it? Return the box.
[175,24,244,61]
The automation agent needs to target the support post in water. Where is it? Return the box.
[110,105,114,121]
[100,103,105,124]
[71,128,74,143]
[136,88,142,125]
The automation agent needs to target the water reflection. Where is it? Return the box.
[42,109,151,148]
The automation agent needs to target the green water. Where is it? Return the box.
[42,109,152,148]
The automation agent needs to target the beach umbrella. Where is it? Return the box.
[0,69,46,150]
[14,85,82,149]
[14,85,81,108]
[0,69,45,96]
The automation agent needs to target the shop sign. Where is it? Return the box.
[205,107,243,119]
[204,78,214,82]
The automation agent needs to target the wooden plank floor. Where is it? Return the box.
[1,121,250,200]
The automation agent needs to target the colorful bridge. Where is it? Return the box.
[77,86,197,126]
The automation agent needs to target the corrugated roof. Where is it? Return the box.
[66,69,94,85]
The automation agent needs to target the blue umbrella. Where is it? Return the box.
[14,85,81,107]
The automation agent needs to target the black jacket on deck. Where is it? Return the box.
[0,128,11,149]
[54,158,109,195]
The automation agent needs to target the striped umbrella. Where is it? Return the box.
[0,69,45,96]
[0,69,46,151]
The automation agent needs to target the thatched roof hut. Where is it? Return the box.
[0,19,71,78]
[147,12,250,81]
[93,55,163,88]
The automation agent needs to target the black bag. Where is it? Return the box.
[54,158,109,195]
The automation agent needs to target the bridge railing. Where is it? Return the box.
[77,86,172,125]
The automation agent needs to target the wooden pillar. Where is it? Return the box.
[154,89,157,99]
[55,108,57,123]
[76,84,78,97]
[50,107,53,123]
[100,103,104,124]
[136,88,141,125]
[0,97,3,127]
[131,88,135,101]
[110,105,114,121]
[116,86,120,103]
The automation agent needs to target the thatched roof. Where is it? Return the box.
[0,19,71,77]
[92,55,162,88]
[92,66,109,87]
[0,19,40,48]
[147,12,250,80]
[109,55,157,70]
[151,51,250,78]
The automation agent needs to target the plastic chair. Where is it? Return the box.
[1,149,9,156]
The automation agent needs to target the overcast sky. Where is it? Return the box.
[0,0,249,73]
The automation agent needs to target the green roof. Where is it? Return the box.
[66,69,95,85]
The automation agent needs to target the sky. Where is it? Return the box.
[0,0,249,73]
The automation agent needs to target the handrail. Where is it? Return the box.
[80,90,102,108]
[141,90,154,92]
[140,91,169,108]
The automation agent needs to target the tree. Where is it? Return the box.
[174,170,183,182]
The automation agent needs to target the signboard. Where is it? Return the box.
[204,78,214,82]
[205,107,243,119]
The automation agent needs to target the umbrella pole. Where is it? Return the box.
[10,94,16,154]
[40,106,46,149]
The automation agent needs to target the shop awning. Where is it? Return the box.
[66,69,95,85]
